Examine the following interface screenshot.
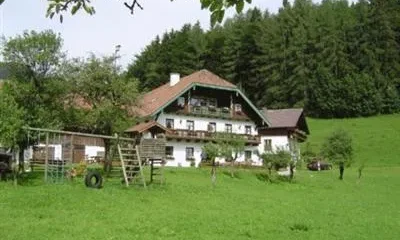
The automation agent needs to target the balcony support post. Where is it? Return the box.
[230,94,233,118]
[188,90,191,113]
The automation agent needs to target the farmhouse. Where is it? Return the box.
[126,69,309,167]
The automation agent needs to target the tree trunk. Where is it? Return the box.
[289,163,294,180]
[211,158,217,186]
[339,162,344,180]
[230,159,235,178]
[12,150,18,186]
[18,146,25,173]
[358,165,364,179]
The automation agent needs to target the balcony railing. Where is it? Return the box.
[165,129,260,144]
[175,106,250,120]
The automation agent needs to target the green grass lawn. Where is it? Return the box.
[1,114,399,239]
[1,167,400,240]
[306,114,400,167]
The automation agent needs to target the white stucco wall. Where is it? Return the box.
[164,140,203,167]
[158,113,257,135]
[157,113,263,167]
[164,140,262,167]
[258,135,290,154]
[85,146,104,158]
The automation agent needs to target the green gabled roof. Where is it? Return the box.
[152,82,270,126]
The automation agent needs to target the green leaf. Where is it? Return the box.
[235,0,244,13]
[71,2,82,15]
[210,0,223,12]
[89,7,96,15]
[83,4,91,14]
[200,0,212,9]
[46,3,56,17]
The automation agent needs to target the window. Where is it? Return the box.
[166,146,174,159]
[264,139,272,152]
[187,120,194,131]
[177,97,185,108]
[234,104,242,112]
[190,97,217,107]
[166,119,174,129]
[245,125,252,135]
[225,124,232,133]
[186,147,194,160]
[245,151,252,161]
[208,122,216,132]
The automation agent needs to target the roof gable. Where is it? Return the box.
[262,108,309,134]
[125,120,171,134]
[136,69,270,125]
[137,69,236,116]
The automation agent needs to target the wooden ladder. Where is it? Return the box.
[149,158,165,184]
[118,144,146,188]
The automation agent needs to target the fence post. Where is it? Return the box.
[45,132,49,182]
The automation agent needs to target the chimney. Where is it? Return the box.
[170,73,180,86]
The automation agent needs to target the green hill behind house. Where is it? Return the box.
[305,114,400,167]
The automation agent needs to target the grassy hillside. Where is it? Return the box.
[1,168,400,240]
[305,114,400,167]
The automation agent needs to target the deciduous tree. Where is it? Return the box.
[61,55,140,171]
[217,133,246,178]
[321,128,353,180]
[202,142,220,186]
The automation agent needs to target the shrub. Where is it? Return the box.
[261,148,291,172]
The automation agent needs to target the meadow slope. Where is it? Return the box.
[1,114,399,240]
[306,114,400,167]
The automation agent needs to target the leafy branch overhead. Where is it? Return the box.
[0,0,251,25]
[200,0,252,25]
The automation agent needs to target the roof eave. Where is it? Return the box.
[150,83,270,126]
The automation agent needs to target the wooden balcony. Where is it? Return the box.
[174,106,250,121]
[165,129,260,145]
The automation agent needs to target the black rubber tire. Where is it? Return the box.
[85,171,103,189]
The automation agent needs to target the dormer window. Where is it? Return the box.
[177,97,185,108]
[234,104,242,113]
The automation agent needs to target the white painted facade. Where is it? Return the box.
[158,113,258,135]
[258,135,291,154]
[157,113,263,166]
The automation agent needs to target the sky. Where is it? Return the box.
[0,0,290,68]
